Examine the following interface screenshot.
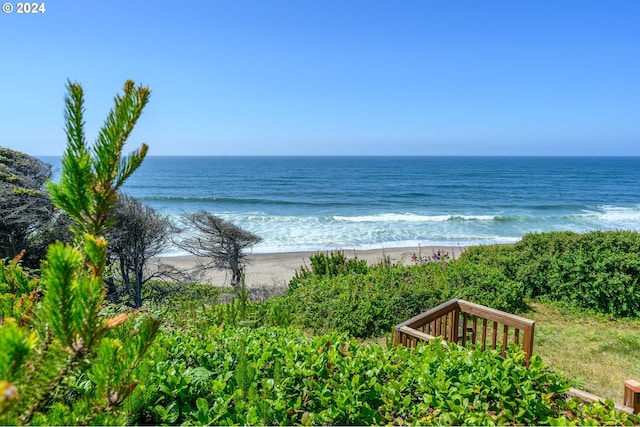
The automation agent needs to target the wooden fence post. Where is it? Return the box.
[624,380,640,414]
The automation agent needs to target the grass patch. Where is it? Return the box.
[527,301,640,405]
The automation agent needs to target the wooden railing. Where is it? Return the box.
[394,298,640,414]
[394,298,535,365]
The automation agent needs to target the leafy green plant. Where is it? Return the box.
[128,325,639,426]
[0,80,159,425]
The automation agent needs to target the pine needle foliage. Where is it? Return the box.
[0,80,159,425]
[47,80,150,241]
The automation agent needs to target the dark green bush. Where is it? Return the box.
[459,230,640,318]
[551,231,640,316]
[510,231,580,298]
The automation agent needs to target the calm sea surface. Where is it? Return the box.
[40,156,640,254]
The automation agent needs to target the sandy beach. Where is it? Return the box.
[160,245,467,291]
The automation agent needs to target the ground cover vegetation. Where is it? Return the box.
[125,322,635,426]
[2,81,640,424]
[110,275,636,425]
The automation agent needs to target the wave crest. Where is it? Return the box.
[333,213,496,222]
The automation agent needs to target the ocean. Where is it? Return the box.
[40,156,640,255]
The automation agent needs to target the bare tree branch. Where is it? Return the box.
[106,193,180,307]
[175,210,262,293]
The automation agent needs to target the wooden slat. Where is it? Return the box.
[514,328,520,345]
[491,321,498,350]
[461,314,468,345]
[522,323,535,365]
[442,314,447,337]
[481,318,488,351]
[501,324,509,356]
[449,310,458,343]
[471,316,478,344]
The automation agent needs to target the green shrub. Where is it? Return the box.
[444,259,528,313]
[459,230,640,318]
[143,281,228,309]
[288,250,369,291]
[129,325,638,426]
[551,231,640,317]
[285,261,448,338]
[0,252,39,325]
[282,256,529,339]
[510,231,581,298]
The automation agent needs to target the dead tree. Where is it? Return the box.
[176,210,262,293]
[107,194,179,307]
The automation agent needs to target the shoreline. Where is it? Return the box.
[159,245,467,289]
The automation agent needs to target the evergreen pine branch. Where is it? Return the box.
[73,235,108,350]
[47,81,94,240]
[20,341,87,425]
[115,144,148,190]
[1,80,157,424]
[41,242,82,349]
[94,81,150,193]
[63,80,87,154]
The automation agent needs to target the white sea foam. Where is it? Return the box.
[163,204,640,255]
[332,213,496,222]
[598,205,640,221]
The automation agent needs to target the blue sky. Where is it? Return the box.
[1,0,639,156]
